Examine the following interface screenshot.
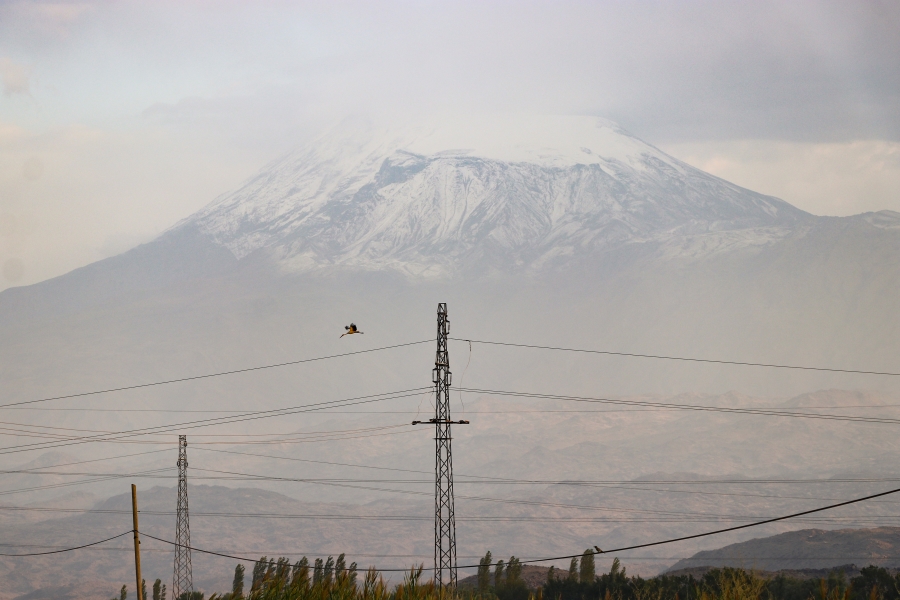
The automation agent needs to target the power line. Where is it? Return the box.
[0,340,430,410]
[454,338,900,377]
[11,404,900,414]
[0,448,172,472]
[189,448,900,507]
[5,504,900,524]
[458,387,900,426]
[0,467,175,497]
[508,485,900,569]
[157,466,900,523]
[0,426,420,449]
[0,423,410,442]
[0,543,488,559]
[132,484,900,572]
[6,543,900,563]
[0,387,430,455]
[19,451,897,493]
[6,488,897,563]
[0,531,131,557]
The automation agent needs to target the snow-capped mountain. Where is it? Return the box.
[179,115,808,276]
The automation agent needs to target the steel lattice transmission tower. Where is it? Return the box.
[173,435,193,599]
[413,303,469,588]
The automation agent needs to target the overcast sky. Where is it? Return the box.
[0,0,898,289]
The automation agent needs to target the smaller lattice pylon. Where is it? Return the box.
[173,435,193,598]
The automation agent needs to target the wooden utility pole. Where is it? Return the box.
[132,484,143,600]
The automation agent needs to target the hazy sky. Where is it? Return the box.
[0,0,898,289]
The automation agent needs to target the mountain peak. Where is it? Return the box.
[176,114,806,277]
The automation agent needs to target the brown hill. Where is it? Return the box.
[458,565,565,591]
[667,527,900,573]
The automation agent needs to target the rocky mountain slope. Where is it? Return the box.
[181,115,808,277]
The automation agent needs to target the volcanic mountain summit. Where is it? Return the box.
[177,115,810,277]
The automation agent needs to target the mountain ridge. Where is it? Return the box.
[667,527,900,573]
[174,115,809,277]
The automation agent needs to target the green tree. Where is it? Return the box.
[231,564,244,598]
[579,549,595,584]
[850,566,899,600]
[506,557,522,586]
[142,579,148,600]
[264,558,276,584]
[336,553,347,579]
[348,562,359,587]
[313,558,324,585]
[546,566,556,583]
[567,557,578,582]
[324,556,335,584]
[292,557,310,589]
[494,560,505,589]
[477,551,493,592]
[119,585,128,600]
[251,557,268,592]
[275,557,291,584]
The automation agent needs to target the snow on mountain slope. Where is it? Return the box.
[179,115,809,276]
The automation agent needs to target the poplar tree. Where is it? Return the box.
[477,551,493,592]
[120,585,128,600]
[231,564,245,598]
[336,554,347,580]
[567,557,579,582]
[313,558,324,585]
[348,561,359,587]
[324,556,335,584]
[495,560,505,589]
[251,557,269,592]
[579,549,595,584]
[292,557,310,588]
[507,557,522,586]
[275,557,290,584]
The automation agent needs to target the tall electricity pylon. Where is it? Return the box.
[413,303,469,587]
[173,435,193,598]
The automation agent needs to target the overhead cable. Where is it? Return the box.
[458,387,900,426]
[0,531,131,557]
[511,484,900,568]
[132,484,900,571]
[0,387,429,455]
[454,338,900,377]
[190,447,900,505]
[0,340,430,410]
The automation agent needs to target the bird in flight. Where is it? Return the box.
[341,323,363,338]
